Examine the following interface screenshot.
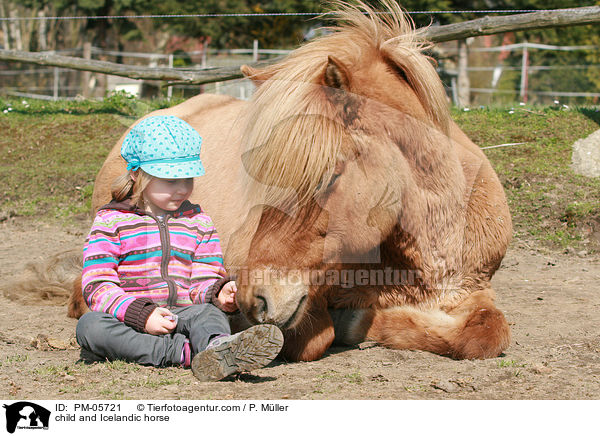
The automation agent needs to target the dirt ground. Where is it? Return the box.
[0,217,598,400]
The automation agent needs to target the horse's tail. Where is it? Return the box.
[1,249,88,319]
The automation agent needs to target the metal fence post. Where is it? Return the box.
[53,67,59,100]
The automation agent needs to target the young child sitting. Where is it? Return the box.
[76,115,283,382]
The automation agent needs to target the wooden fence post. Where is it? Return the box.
[253,39,258,63]
[202,41,208,68]
[167,53,173,100]
[457,39,470,107]
[450,76,459,106]
[520,41,529,103]
[82,41,92,98]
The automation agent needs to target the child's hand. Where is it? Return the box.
[215,281,238,312]
[145,307,177,335]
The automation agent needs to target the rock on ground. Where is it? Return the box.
[572,128,600,178]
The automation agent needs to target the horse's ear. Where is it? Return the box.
[323,55,352,90]
[241,65,274,86]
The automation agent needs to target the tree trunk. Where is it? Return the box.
[94,18,109,98]
[37,6,48,51]
[7,2,22,51]
[457,39,470,107]
[0,0,11,50]
[21,6,36,51]
[46,5,58,51]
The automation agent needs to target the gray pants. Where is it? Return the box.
[76,304,230,367]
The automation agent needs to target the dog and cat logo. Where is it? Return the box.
[2,402,50,433]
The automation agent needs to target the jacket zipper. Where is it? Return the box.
[156,214,178,309]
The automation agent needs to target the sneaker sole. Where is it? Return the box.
[191,325,284,382]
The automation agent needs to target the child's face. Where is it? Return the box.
[143,177,194,214]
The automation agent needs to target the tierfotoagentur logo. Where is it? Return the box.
[3,402,50,433]
[235,267,423,289]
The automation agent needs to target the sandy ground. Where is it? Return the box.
[0,217,598,400]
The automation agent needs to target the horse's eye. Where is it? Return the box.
[317,173,342,192]
[327,173,341,189]
[316,173,341,193]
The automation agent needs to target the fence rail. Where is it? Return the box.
[420,6,600,42]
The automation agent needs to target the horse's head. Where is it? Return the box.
[229,1,465,330]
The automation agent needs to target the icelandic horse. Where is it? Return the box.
[69,1,512,362]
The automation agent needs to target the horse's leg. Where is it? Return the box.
[334,289,510,359]
[334,306,457,356]
[67,275,88,319]
[445,289,511,359]
[281,296,335,362]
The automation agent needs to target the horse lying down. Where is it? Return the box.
[67,0,512,362]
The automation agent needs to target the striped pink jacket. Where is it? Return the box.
[82,200,229,331]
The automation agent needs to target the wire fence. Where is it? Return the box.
[2,6,600,104]
[0,9,564,22]
[1,37,599,105]
[436,39,600,105]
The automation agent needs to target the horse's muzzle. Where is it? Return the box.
[236,269,309,330]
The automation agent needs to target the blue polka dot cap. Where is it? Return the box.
[121,115,205,179]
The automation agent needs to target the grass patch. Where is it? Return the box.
[344,370,363,384]
[0,113,124,220]
[97,389,127,399]
[0,92,183,117]
[128,376,182,389]
[454,105,600,252]
[1,99,599,252]
[1,354,29,367]
[0,95,182,222]
[104,360,141,372]
[497,359,526,368]
[33,364,73,377]
[403,384,429,392]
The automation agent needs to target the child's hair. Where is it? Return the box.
[111,170,153,208]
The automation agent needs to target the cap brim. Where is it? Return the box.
[141,160,205,179]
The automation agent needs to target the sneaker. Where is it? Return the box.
[191,324,284,382]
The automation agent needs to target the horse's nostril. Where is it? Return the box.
[254,294,268,321]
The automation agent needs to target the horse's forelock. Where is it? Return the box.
[325,0,417,44]
[240,0,449,208]
[380,43,450,133]
[241,93,348,210]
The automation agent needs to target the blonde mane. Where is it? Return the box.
[240,0,450,210]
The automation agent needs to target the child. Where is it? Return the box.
[76,115,283,382]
